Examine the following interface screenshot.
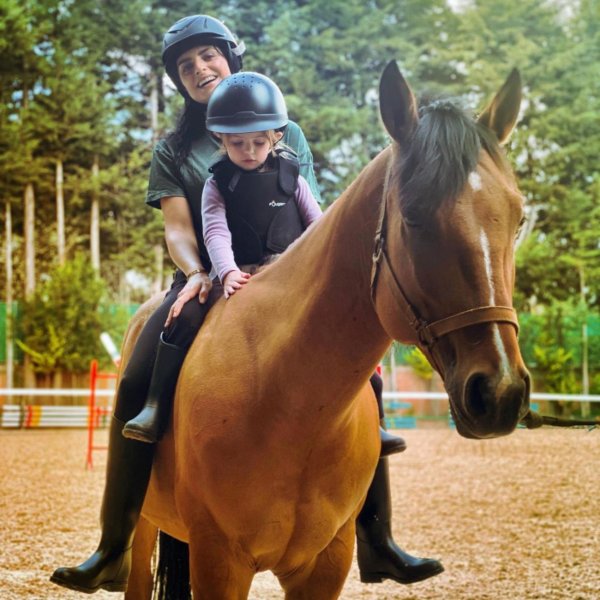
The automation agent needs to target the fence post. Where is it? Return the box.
[86,360,116,470]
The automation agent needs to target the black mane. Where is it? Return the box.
[399,99,504,221]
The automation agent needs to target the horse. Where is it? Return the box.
[122,60,530,599]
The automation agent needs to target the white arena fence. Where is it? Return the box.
[0,389,598,430]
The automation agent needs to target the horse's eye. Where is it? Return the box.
[403,218,423,230]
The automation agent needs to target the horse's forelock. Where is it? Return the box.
[395,100,498,222]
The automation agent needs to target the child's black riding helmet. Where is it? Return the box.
[206,72,288,134]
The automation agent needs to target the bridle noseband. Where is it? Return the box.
[369,192,519,371]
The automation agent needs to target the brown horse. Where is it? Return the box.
[123,61,529,599]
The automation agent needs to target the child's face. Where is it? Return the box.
[221,132,282,171]
[176,45,231,105]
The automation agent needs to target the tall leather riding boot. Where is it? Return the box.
[380,421,406,457]
[122,334,187,444]
[356,457,444,584]
[50,416,154,593]
[370,371,406,457]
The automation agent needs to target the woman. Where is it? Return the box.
[50,14,443,594]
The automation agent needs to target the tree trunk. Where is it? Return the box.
[24,183,35,299]
[23,183,36,389]
[579,264,590,417]
[150,72,159,143]
[153,243,164,294]
[56,159,65,265]
[90,156,100,270]
[4,201,14,392]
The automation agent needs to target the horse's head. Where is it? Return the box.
[372,61,530,439]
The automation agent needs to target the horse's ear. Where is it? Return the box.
[478,68,522,145]
[379,60,418,145]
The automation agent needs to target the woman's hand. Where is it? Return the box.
[223,270,251,299]
[165,271,212,327]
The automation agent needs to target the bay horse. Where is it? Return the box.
[123,61,530,599]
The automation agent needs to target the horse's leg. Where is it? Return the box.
[279,519,355,600]
[187,529,255,600]
[125,516,157,600]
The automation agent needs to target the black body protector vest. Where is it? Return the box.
[209,149,304,265]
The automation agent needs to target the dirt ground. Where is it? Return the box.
[0,427,598,600]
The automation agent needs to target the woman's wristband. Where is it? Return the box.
[186,268,205,279]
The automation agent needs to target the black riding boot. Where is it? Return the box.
[380,423,406,456]
[50,416,154,593]
[356,457,444,584]
[370,372,406,457]
[122,334,187,444]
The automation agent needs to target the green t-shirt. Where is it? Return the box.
[146,120,320,268]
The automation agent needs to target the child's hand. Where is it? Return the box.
[223,270,251,299]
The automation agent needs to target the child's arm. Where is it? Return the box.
[202,178,250,298]
[295,175,323,228]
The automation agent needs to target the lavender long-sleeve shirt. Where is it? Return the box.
[202,174,323,282]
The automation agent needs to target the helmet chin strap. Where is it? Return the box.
[232,40,246,56]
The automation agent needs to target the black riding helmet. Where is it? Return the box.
[206,72,288,134]
[162,15,245,97]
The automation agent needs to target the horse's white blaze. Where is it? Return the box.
[479,229,495,305]
[479,229,511,373]
[469,170,482,192]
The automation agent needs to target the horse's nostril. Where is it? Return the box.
[465,373,490,417]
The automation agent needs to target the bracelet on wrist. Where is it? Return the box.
[186,268,204,279]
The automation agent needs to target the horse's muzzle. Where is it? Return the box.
[453,370,531,439]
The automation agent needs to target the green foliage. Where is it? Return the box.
[518,299,599,393]
[403,347,434,381]
[532,345,578,394]
[17,255,113,373]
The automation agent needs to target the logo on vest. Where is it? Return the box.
[269,200,286,207]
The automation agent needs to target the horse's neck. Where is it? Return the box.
[258,150,392,388]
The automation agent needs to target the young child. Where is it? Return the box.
[202,72,405,458]
[202,71,322,298]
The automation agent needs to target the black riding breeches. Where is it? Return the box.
[114,270,221,422]
[369,372,385,420]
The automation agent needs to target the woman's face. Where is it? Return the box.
[176,45,232,105]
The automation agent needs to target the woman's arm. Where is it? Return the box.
[161,195,212,325]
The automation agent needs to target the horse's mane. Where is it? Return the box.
[399,99,506,221]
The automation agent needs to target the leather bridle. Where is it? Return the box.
[369,192,520,372]
[369,177,600,431]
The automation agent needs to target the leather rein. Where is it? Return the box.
[369,190,598,431]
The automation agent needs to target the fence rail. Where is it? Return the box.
[1,389,598,430]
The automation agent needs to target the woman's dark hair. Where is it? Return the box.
[167,100,208,168]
